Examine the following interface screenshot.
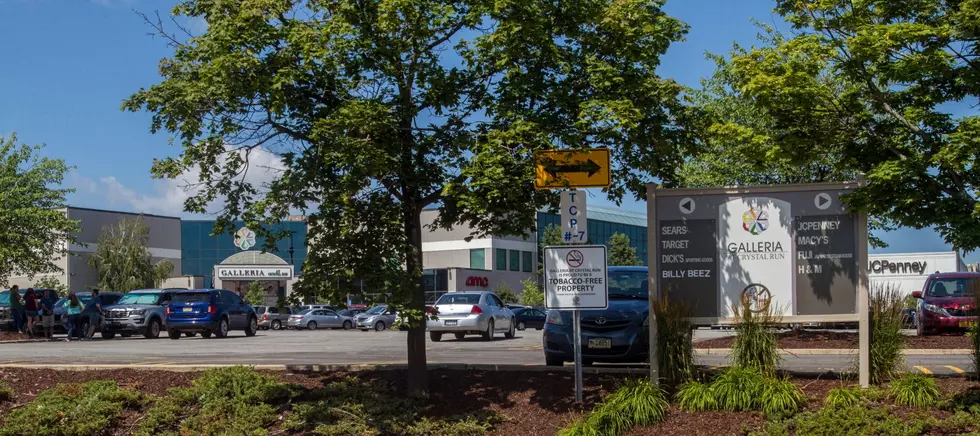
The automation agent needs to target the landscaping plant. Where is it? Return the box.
[0,381,142,436]
[557,379,668,436]
[824,387,861,409]
[712,366,765,412]
[674,380,717,412]
[869,283,906,384]
[731,298,780,375]
[0,382,11,402]
[888,373,941,408]
[759,376,805,416]
[653,293,694,387]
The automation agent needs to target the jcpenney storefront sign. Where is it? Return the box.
[868,259,927,275]
[215,266,294,280]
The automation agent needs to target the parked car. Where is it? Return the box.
[0,289,25,331]
[543,266,648,366]
[255,306,296,330]
[914,272,980,336]
[287,308,353,330]
[299,304,334,312]
[165,289,258,339]
[338,308,366,318]
[511,307,547,331]
[426,292,516,341]
[101,289,180,339]
[355,305,398,331]
[53,291,125,333]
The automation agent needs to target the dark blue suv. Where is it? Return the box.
[543,266,649,366]
[165,289,258,339]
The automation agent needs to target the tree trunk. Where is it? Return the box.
[404,203,429,393]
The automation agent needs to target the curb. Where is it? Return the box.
[0,363,650,375]
[695,348,974,356]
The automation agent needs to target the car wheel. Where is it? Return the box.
[343,320,352,330]
[272,320,282,330]
[517,321,526,331]
[245,317,258,337]
[185,332,197,338]
[144,319,161,339]
[101,331,116,340]
[429,332,443,342]
[201,331,213,339]
[505,318,516,339]
[545,355,563,366]
[215,317,229,338]
[307,321,317,331]
[375,321,386,332]
[482,319,494,341]
[454,333,466,340]
[168,329,181,340]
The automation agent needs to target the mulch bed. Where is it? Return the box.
[0,368,976,435]
[694,330,973,349]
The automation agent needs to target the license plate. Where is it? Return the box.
[111,322,122,327]
[588,338,612,349]
[182,308,192,313]
[960,321,976,328]
[444,320,457,326]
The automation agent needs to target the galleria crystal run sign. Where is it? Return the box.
[215,266,294,280]
[650,182,868,321]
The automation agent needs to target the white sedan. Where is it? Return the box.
[426,291,516,341]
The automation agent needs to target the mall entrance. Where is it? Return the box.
[213,251,296,306]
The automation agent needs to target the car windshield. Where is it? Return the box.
[365,306,387,315]
[172,293,211,303]
[116,293,161,305]
[299,309,314,315]
[0,291,8,305]
[926,278,980,297]
[56,295,94,308]
[608,270,648,299]
[436,294,481,305]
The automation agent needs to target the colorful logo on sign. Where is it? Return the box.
[741,207,769,235]
[465,276,489,287]
[233,227,257,250]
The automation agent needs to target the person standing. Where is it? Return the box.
[65,292,83,341]
[9,285,24,335]
[39,289,57,339]
[23,288,37,338]
[84,289,103,340]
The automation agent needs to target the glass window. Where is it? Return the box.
[436,293,481,305]
[469,248,486,270]
[509,250,520,271]
[172,292,211,303]
[926,278,979,297]
[496,248,507,270]
[491,295,505,307]
[521,251,532,272]
[116,293,161,305]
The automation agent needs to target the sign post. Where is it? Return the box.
[560,190,588,243]
[544,245,609,403]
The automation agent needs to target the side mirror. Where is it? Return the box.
[912,291,922,299]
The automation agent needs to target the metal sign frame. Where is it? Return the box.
[534,148,611,189]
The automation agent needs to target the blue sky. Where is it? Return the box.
[0,0,972,262]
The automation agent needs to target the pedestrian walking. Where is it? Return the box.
[39,289,57,339]
[84,289,103,340]
[23,288,38,338]
[9,285,24,335]
[65,292,83,341]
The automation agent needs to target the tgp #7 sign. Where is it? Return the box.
[544,245,609,310]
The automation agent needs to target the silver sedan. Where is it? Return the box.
[426,291,516,342]
[287,309,353,330]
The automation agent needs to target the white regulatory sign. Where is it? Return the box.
[560,190,588,243]
[544,245,608,310]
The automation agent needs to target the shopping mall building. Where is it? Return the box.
[8,206,964,304]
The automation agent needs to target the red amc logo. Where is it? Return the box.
[465,276,489,288]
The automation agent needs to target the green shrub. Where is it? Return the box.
[947,387,980,413]
[653,294,694,387]
[780,405,928,436]
[405,413,498,436]
[759,377,805,416]
[824,387,861,409]
[869,283,905,384]
[556,418,601,436]
[556,379,668,436]
[0,381,142,436]
[675,380,717,412]
[712,366,765,411]
[731,298,780,375]
[0,382,12,402]
[888,374,940,408]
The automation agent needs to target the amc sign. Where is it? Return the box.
[464,276,489,288]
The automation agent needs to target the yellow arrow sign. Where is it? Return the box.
[534,148,611,189]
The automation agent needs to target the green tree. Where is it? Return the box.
[33,277,68,297]
[519,278,544,308]
[706,1,980,251]
[493,283,519,305]
[537,223,564,275]
[125,0,692,392]
[608,232,642,266]
[0,134,80,286]
[244,281,265,307]
[88,216,174,292]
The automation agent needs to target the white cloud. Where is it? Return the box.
[71,147,287,217]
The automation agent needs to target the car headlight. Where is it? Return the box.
[131,309,146,316]
[924,304,951,316]
[546,310,564,326]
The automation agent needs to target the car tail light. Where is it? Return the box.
[165,306,171,315]
[208,305,216,315]
[263,313,268,320]
[427,306,434,314]
[471,305,483,315]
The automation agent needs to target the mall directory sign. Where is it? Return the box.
[648,183,867,322]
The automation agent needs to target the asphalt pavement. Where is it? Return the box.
[0,328,971,376]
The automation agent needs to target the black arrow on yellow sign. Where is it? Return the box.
[544,159,602,178]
